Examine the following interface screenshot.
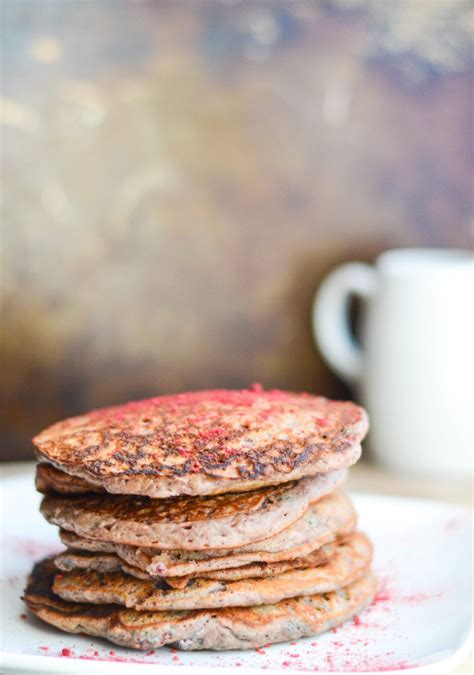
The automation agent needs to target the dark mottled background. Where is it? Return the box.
[1,1,473,459]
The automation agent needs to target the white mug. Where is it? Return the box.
[312,248,474,475]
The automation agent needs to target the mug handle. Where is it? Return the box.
[312,263,377,383]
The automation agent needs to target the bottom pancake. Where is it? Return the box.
[23,558,376,651]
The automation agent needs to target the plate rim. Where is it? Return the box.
[1,630,472,675]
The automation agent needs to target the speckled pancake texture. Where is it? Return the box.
[26,387,373,651]
[52,532,372,611]
[33,387,368,497]
[40,470,345,550]
[54,539,337,587]
[23,558,377,650]
[58,489,357,576]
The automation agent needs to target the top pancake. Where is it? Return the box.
[33,387,367,498]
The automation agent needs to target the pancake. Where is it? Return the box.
[52,532,372,611]
[36,463,103,495]
[23,558,376,650]
[33,388,368,497]
[59,489,356,576]
[40,471,345,551]
[54,540,336,588]
[36,453,362,499]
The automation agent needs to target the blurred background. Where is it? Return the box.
[1,0,473,461]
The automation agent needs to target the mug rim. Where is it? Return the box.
[377,247,473,275]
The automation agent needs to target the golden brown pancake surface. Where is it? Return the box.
[36,463,103,495]
[40,471,345,550]
[54,539,336,586]
[23,557,376,650]
[33,387,367,497]
[51,532,372,611]
[57,489,356,575]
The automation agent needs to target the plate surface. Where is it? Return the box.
[0,470,472,674]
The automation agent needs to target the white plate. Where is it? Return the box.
[0,471,472,675]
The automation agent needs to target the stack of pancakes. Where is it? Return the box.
[23,387,376,651]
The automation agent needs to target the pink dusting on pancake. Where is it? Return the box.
[83,386,328,480]
[88,386,295,421]
[34,385,366,498]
